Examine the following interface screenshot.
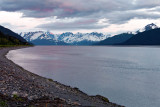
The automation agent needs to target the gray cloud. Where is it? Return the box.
[1,23,25,28]
[37,18,107,30]
[0,0,160,30]
[106,8,160,24]
[133,0,160,8]
[0,0,137,18]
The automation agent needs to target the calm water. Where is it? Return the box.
[7,46,160,107]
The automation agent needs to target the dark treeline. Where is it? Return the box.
[0,31,29,46]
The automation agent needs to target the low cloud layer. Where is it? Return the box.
[37,18,107,30]
[0,0,160,31]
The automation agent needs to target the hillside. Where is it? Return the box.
[0,31,29,46]
[96,23,159,46]
[120,28,160,45]
[0,26,27,42]
[96,33,133,45]
[0,26,30,46]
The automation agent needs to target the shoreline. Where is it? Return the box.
[0,46,123,107]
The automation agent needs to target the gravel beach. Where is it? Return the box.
[0,47,123,107]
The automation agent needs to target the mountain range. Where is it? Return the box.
[20,32,109,45]
[20,23,160,46]
[0,23,159,46]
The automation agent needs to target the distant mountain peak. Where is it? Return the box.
[131,23,159,34]
[139,23,158,32]
[144,23,158,30]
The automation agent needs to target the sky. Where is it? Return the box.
[0,0,160,35]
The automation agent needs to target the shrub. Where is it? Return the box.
[0,99,8,107]
[48,78,54,82]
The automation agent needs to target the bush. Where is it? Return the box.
[0,99,8,107]
[13,94,24,102]
[96,95,109,103]
[48,78,54,82]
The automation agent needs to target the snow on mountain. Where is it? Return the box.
[20,31,56,41]
[60,32,108,43]
[31,32,43,40]
[132,23,159,34]
[20,23,159,45]
[20,31,109,45]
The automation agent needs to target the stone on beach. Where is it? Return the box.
[0,47,123,107]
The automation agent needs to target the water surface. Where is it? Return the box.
[7,46,160,107]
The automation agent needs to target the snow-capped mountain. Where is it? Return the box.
[132,23,159,34]
[97,23,160,45]
[20,31,56,41]
[20,31,109,45]
[20,23,159,45]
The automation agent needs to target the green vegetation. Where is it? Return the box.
[96,95,109,103]
[101,96,109,102]
[0,31,30,47]
[48,78,54,82]
[0,99,8,107]
[13,94,24,102]
[13,94,18,99]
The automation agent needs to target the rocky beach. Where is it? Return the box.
[0,47,123,107]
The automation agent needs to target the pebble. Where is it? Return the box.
[0,47,123,107]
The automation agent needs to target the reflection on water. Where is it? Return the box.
[7,46,160,107]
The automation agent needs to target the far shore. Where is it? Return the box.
[0,46,123,107]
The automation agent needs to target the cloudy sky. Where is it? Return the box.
[0,0,160,34]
